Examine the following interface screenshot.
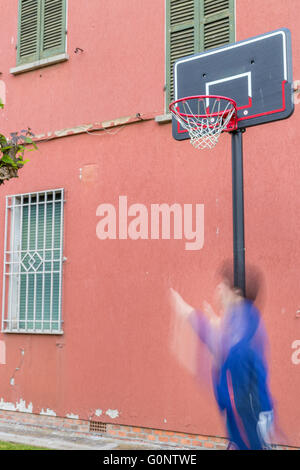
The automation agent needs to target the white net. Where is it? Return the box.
[170,96,237,150]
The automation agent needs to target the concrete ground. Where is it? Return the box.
[0,422,189,450]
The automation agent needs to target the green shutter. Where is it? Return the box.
[166,0,195,105]
[202,0,235,51]
[40,0,66,59]
[17,0,66,66]
[17,0,41,65]
[166,0,235,108]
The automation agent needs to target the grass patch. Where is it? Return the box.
[0,441,50,450]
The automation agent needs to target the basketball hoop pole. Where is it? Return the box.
[231,129,246,296]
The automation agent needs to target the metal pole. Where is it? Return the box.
[231,129,246,295]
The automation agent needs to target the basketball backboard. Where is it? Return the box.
[172,28,294,141]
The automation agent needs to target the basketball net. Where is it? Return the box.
[169,95,238,150]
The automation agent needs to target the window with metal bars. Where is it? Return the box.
[2,189,65,334]
[16,0,67,66]
[166,0,235,108]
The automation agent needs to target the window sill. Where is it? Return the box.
[10,53,69,75]
[155,113,172,124]
[2,330,64,335]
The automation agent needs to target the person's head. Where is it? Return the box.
[215,280,233,311]
[215,263,241,310]
[216,260,263,310]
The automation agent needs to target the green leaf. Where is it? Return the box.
[1,155,18,168]
[0,135,8,146]
[0,145,12,152]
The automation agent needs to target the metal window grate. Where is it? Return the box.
[89,421,107,434]
[2,189,65,334]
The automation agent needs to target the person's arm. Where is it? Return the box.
[203,301,220,327]
[169,288,219,351]
[168,288,195,319]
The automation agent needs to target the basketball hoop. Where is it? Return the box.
[169,95,238,150]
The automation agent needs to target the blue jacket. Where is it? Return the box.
[189,299,273,417]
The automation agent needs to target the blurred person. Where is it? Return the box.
[168,262,274,450]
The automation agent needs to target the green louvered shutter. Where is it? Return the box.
[202,0,235,50]
[166,0,235,108]
[17,0,41,65]
[17,0,66,66]
[40,0,67,60]
[166,0,195,106]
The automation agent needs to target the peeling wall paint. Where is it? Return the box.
[101,116,131,128]
[54,124,93,137]
[66,413,79,419]
[0,398,33,413]
[105,409,119,419]
[33,112,156,143]
[40,408,56,417]
[0,398,120,422]
[10,348,25,387]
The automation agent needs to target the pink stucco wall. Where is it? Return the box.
[0,0,299,446]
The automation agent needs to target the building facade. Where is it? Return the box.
[0,0,299,449]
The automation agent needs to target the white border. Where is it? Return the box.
[205,72,252,98]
